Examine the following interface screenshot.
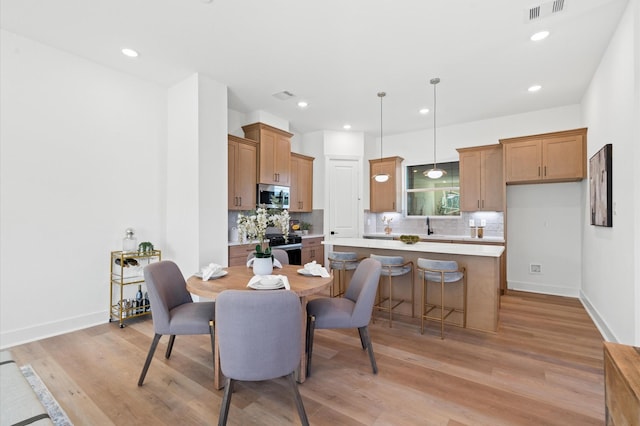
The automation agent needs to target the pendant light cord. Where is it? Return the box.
[432,78,438,169]
[378,92,385,159]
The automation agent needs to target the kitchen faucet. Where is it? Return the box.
[426,217,434,235]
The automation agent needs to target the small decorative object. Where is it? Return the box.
[122,228,137,253]
[138,241,154,253]
[300,222,311,235]
[237,207,290,275]
[399,235,419,244]
[589,143,613,227]
[382,216,393,234]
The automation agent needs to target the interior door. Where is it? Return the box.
[327,157,360,238]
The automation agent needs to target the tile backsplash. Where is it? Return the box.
[364,211,504,238]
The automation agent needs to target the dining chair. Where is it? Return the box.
[305,258,382,376]
[216,290,308,426]
[137,260,215,386]
[246,248,290,265]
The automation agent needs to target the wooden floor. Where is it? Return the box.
[8,291,605,425]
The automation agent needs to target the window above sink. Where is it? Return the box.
[406,161,460,217]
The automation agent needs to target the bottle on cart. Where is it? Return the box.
[123,228,137,253]
[135,285,143,314]
[144,292,150,312]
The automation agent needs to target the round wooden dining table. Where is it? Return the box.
[186,264,333,389]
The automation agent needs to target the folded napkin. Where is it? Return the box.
[247,274,290,290]
[201,263,223,281]
[303,261,331,278]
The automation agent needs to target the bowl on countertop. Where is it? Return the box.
[399,235,420,244]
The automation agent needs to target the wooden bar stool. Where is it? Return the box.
[416,258,466,339]
[327,252,363,297]
[370,254,414,327]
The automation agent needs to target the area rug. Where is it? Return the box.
[20,365,73,426]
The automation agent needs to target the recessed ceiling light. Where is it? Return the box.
[528,85,542,92]
[343,124,351,130]
[530,31,550,41]
[121,48,139,58]
[419,108,429,115]
[297,101,308,108]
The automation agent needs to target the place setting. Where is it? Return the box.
[246,274,290,290]
[297,261,330,277]
[194,263,228,280]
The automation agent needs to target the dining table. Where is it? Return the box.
[186,264,333,389]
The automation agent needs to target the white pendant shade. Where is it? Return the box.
[374,174,390,183]
[425,168,446,179]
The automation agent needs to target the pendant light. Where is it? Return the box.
[372,91,390,183]
[424,78,446,179]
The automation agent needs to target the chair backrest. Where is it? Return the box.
[216,290,301,381]
[417,258,463,283]
[343,258,382,328]
[328,251,358,270]
[246,249,290,266]
[143,261,193,335]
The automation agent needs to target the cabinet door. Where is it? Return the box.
[459,150,482,211]
[290,155,301,212]
[370,158,401,213]
[302,237,324,264]
[228,140,237,209]
[542,134,585,181]
[481,146,504,211]
[235,142,257,210]
[504,139,542,183]
[258,129,278,184]
[290,155,312,212]
[274,134,291,185]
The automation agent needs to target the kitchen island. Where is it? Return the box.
[323,238,504,332]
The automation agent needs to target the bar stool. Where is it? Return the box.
[370,254,414,327]
[416,258,466,339]
[327,252,363,297]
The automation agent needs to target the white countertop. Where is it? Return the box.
[363,233,505,244]
[323,238,504,258]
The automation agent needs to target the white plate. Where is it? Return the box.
[194,270,228,280]
[249,276,285,290]
[297,268,314,276]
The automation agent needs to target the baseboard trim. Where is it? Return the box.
[507,280,580,298]
[0,311,108,350]
[579,290,618,343]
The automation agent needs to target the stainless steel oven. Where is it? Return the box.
[267,234,302,265]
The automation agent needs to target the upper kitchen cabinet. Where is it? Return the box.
[500,128,587,184]
[242,122,293,186]
[457,144,504,211]
[369,156,404,213]
[228,135,257,211]
[290,153,314,212]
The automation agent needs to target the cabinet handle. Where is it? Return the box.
[544,166,547,177]
[538,166,541,177]
[477,200,480,208]
[238,196,242,206]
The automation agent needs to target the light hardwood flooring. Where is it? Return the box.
[8,291,605,425]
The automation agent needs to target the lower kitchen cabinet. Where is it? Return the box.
[229,243,257,267]
[301,236,324,265]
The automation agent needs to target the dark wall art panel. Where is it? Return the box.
[589,143,613,227]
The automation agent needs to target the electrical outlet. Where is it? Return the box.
[529,264,542,274]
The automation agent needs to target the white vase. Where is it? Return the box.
[248,256,273,276]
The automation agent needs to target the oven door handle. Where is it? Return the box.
[271,243,302,250]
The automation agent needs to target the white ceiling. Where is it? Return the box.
[0,0,629,136]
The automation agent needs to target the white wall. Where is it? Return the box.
[580,0,639,345]
[0,31,167,348]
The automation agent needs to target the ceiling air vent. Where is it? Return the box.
[526,0,565,21]
[272,90,295,100]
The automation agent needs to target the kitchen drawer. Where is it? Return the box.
[229,243,256,267]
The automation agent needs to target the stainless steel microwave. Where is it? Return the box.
[257,184,290,209]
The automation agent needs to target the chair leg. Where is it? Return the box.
[358,326,378,374]
[440,280,445,339]
[209,320,216,372]
[305,315,315,377]
[357,327,367,349]
[218,377,234,426]
[286,372,309,426]
[138,333,162,386]
[165,335,176,358]
[421,274,426,334]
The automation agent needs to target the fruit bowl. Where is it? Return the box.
[399,235,420,244]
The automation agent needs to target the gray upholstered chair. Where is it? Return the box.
[327,251,364,297]
[416,258,466,339]
[306,258,382,376]
[216,290,308,426]
[137,260,215,386]
[246,248,290,265]
[370,254,414,327]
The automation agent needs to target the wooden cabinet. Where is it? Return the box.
[369,156,404,213]
[290,153,314,212]
[301,236,324,265]
[242,122,292,186]
[228,243,257,267]
[228,135,257,211]
[604,342,640,425]
[457,144,504,211]
[500,128,587,184]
